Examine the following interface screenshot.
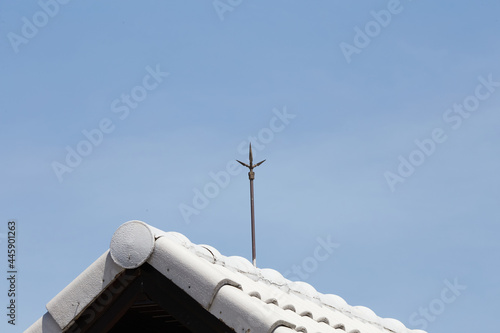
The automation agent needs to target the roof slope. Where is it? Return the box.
[26,221,426,333]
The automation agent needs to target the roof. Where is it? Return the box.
[26,220,426,333]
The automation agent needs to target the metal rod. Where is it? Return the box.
[236,143,265,267]
[249,173,256,267]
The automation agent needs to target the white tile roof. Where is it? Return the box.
[26,221,427,333]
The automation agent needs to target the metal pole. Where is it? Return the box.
[236,143,265,267]
[249,170,256,267]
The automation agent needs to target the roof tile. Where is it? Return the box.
[27,221,427,333]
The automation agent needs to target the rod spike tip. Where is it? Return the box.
[236,160,250,168]
[255,159,266,168]
[249,142,253,165]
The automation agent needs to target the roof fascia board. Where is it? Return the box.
[65,269,142,333]
[46,250,124,330]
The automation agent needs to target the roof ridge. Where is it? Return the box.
[161,229,426,333]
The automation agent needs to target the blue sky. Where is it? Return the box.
[1,0,499,331]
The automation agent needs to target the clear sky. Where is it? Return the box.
[1,0,499,331]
